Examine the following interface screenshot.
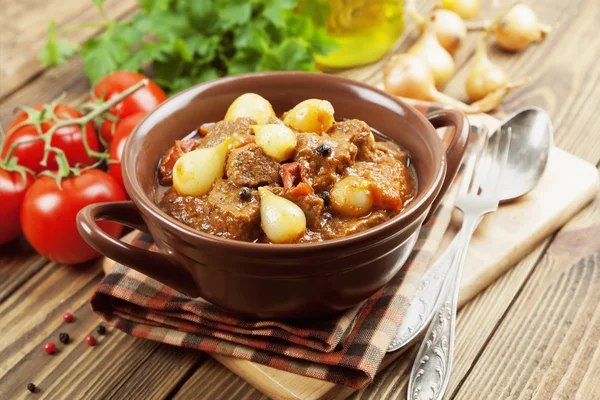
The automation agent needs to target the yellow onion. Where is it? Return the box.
[494,3,551,51]
[441,0,481,20]
[330,176,374,217]
[173,139,230,196]
[383,54,529,113]
[283,99,335,134]
[258,187,306,243]
[224,93,275,124]
[251,124,297,162]
[466,38,509,101]
[430,8,467,55]
[408,17,455,88]
[407,1,467,55]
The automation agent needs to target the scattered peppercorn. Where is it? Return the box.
[316,144,332,157]
[63,313,74,323]
[96,324,106,335]
[27,383,36,393]
[44,342,56,354]
[239,187,252,201]
[320,191,331,206]
[85,335,96,346]
[58,332,70,344]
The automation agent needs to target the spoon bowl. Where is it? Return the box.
[497,107,553,202]
[388,108,553,352]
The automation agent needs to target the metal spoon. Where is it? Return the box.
[387,108,553,352]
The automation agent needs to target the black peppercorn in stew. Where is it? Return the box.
[157,93,417,244]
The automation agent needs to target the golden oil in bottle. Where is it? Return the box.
[311,0,404,69]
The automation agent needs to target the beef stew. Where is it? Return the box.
[157,93,417,244]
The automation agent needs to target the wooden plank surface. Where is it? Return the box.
[453,169,600,399]
[0,0,137,99]
[0,0,599,398]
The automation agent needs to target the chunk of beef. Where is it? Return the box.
[158,139,199,185]
[294,132,357,192]
[205,180,262,241]
[226,143,281,187]
[328,119,376,161]
[374,141,409,165]
[350,158,416,211]
[199,117,255,149]
[159,186,210,227]
[270,186,324,230]
[159,180,261,242]
[320,210,394,240]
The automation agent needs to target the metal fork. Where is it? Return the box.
[407,127,512,400]
[388,126,487,352]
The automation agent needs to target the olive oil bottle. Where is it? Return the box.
[303,0,404,69]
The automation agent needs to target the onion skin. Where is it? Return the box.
[383,54,435,101]
[408,19,455,88]
[407,1,466,55]
[441,0,481,20]
[466,39,509,101]
[430,8,467,55]
[495,3,551,51]
[382,53,529,114]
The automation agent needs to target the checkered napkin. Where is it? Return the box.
[90,104,458,389]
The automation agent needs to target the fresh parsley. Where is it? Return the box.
[40,0,337,94]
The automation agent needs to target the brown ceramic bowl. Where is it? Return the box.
[78,72,468,319]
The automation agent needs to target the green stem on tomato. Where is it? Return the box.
[40,79,148,165]
[3,80,147,183]
[3,138,44,165]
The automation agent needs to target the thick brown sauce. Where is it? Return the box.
[156,120,417,244]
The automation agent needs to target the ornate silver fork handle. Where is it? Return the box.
[387,233,461,351]
[407,217,478,400]
[407,127,511,400]
[388,125,486,353]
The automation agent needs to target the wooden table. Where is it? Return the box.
[1,0,599,398]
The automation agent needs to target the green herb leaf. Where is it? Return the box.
[217,0,253,30]
[39,37,78,67]
[40,0,338,95]
[80,27,132,83]
[39,21,79,67]
[263,0,298,27]
[187,2,219,33]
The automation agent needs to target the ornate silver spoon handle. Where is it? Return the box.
[387,233,462,352]
[407,219,475,400]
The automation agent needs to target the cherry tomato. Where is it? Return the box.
[94,71,166,143]
[21,170,125,264]
[2,104,99,174]
[100,119,118,144]
[109,112,147,196]
[0,169,35,245]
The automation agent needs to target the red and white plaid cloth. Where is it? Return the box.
[90,103,459,389]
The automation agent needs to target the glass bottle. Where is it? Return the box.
[304,0,404,69]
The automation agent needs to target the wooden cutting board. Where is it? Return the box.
[102,114,599,400]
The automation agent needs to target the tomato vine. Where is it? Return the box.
[1,79,148,187]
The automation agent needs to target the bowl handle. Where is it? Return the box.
[424,109,470,223]
[77,201,200,297]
